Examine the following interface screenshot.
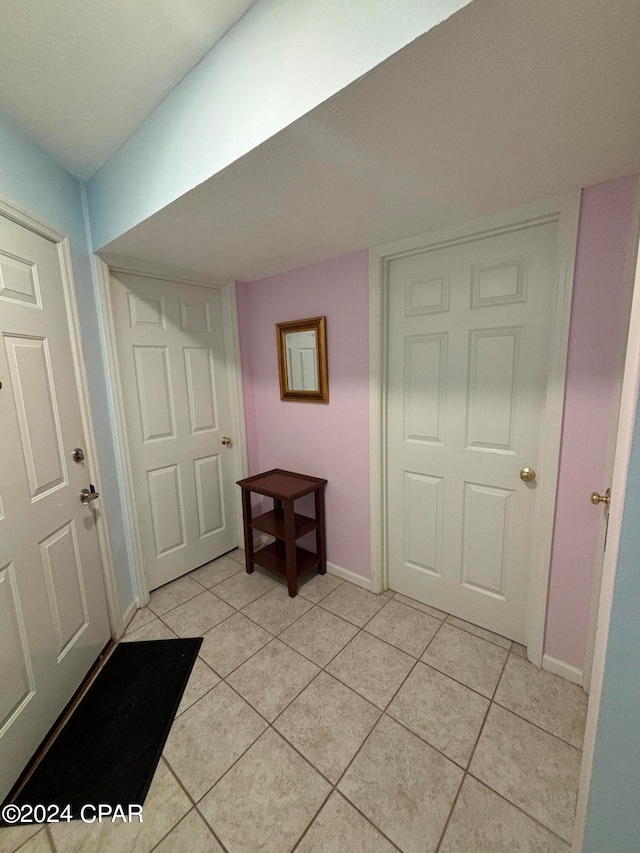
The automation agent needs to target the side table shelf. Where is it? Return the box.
[237,469,327,597]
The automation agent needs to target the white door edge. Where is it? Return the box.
[369,194,581,664]
[96,258,248,603]
[582,185,640,691]
[95,257,148,605]
[220,280,250,548]
[0,193,123,638]
[572,226,640,850]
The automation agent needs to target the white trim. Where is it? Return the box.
[95,257,149,605]
[0,194,66,241]
[542,654,584,687]
[369,242,386,595]
[0,194,123,637]
[582,183,640,691]
[96,260,249,602]
[369,195,581,665]
[220,281,250,546]
[573,227,640,850]
[327,562,372,591]
[100,253,231,289]
[525,195,580,666]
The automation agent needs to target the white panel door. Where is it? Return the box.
[110,272,238,590]
[286,330,318,390]
[0,215,110,801]
[387,222,558,642]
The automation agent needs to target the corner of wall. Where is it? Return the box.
[235,280,260,474]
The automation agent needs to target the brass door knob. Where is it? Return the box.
[591,488,610,507]
[221,436,233,446]
[520,467,536,483]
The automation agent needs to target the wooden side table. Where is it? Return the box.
[236,469,327,597]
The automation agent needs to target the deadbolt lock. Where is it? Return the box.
[72,447,85,463]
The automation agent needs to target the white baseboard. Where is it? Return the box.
[542,654,584,687]
[327,562,372,591]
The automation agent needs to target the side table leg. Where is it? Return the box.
[315,485,327,575]
[241,489,254,574]
[284,500,297,596]
[274,498,285,561]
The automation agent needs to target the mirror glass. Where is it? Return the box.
[284,329,319,391]
[276,316,328,403]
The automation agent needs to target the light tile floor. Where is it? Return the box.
[2,549,587,853]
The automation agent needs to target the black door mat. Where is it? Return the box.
[3,638,201,823]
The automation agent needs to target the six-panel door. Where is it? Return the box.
[387,222,559,642]
[110,272,238,591]
[0,215,110,801]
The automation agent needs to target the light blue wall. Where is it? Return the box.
[0,114,136,615]
[583,387,640,851]
[87,0,471,250]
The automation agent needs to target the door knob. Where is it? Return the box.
[80,485,100,505]
[591,488,610,507]
[221,436,233,446]
[520,467,536,483]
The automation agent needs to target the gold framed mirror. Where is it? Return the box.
[276,316,329,403]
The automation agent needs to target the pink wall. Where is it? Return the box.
[236,251,371,578]
[545,175,638,669]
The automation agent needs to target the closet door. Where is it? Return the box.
[110,272,238,590]
[387,221,558,642]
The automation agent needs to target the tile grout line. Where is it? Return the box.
[491,702,584,751]
[150,561,277,622]
[443,613,513,650]
[391,593,448,621]
[146,809,193,853]
[288,787,335,853]
[161,756,230,853]
[360,600,445,659]
[239,597,317,640]
[158,602,236,643]
[414,658,496,703]
[45,826,56,853]
[464,770,575,846]
[290,787,403,853]
[433,638,512,852]
[4,830,40,853]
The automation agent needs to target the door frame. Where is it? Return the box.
[369,195,581,666]
[95,257,249,605]
[581,186,640,691]
[573,225,640,848]
[0,194,122,636]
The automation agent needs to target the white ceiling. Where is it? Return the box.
[0,0,256,178]
[103,0,640,282]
